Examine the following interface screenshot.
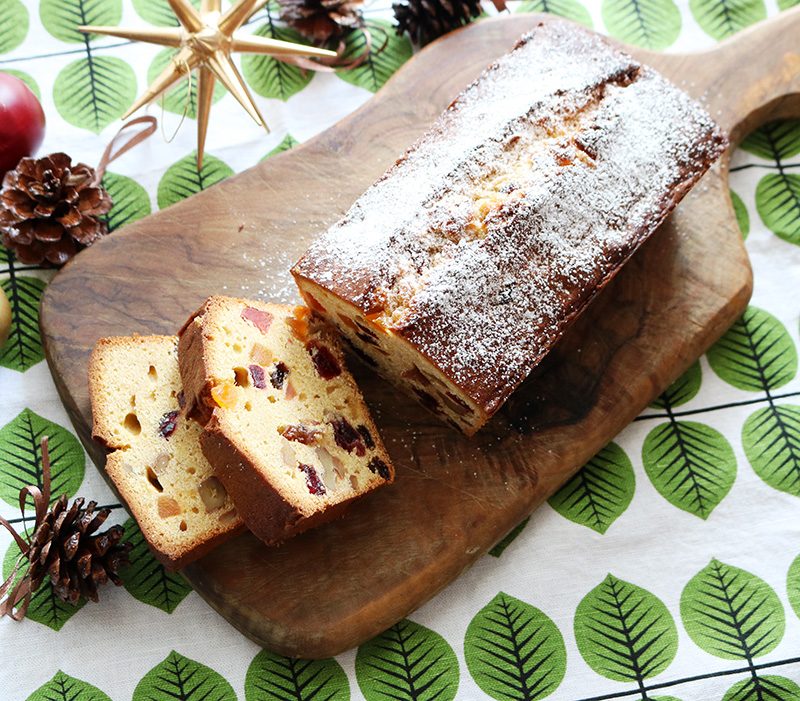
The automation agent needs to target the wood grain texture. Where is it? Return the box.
[40,8,800,657]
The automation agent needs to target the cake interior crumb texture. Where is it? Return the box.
[89,335,244,571]
[177,296,395,545]
[292,19,728,435]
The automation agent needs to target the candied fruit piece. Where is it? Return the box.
[250,342,272,366]
[270,361,289,389]
[286,308,310,340]
[158,495,181,518]
[329,416,365,456]
[304,293,325,313]
[298,464,326,496]
[357,424,375,450]
[198,476,228,512]
[249,364,267,389]
[279,423,321,445]
[285,381,297,400]
[241,306,273,333]
[401,366,431,387]
[307,340,341,380]
[211,382,238,409]
[368,457,391,480]
[152,452,171,475]
[158,410,180,439]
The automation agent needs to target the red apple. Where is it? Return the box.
[0,72,46,180]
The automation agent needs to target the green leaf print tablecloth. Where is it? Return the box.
[1,0,799,699]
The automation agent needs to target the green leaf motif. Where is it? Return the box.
[740,120,800,161]
[601,0,681,50]
[681,559,785,660]
[245,649,350,701]
[464,592,566,701]
[264,133,300,160]
[357,619,460,701]
[706,306,798,392]
[651,360,702,410]
[730,189,750,240]
[515,0,593,27]
[789,553,800,621]
[755,173,800,246]
[642,420,736,519]
[0,408,85,508]
[25,670,112,701]
[690,0,765,41]
[0,0,28,54]
[337,20,413,93]
[54,56,137,134]
[101,171,152,233]
[723,675,800,701]
[157,152,234,209]
[241,24,314,101]
[133,651,237,701]
[778,0,799,9]
[489,516,530,557]
[40,0,122,44]
[118,518,191,613]
[574,574,678,682]
[147,47,227,118]
[742,404,800,498]
[548,442,635,534]
[133,0,201,26]
[0,276,46,372]
[1,69,40,100]
[3,530,87,629]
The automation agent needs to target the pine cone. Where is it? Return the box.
[27,495,132,605]
[0,152,112,267]
[279,0,364,42]
[393,0,482,45]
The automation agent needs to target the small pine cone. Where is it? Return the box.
[27,495,132,605]
[279,0,364,42]
[0,152,112,267]
[393,0,482,45]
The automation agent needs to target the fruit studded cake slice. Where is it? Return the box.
[89,335,244,571]
[291,19,728,436]
[177,295,395,545]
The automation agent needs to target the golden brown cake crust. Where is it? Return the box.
[292,20,728,431]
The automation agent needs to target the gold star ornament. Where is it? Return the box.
[80,0,336,168]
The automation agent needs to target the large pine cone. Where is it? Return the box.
[279,0,364,42]
[27,495,132,605]
[393,0,482,45]
[0,152,112,267]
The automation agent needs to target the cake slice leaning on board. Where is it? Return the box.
[292,19,728,436]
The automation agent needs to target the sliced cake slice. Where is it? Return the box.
[177,295,395,546]
[89,335,245,571]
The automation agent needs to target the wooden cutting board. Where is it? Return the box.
[40,8,800,658]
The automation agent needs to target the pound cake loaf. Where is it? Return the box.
[291,19,728,436]
[89,335,245,571]
[177,295,395,545]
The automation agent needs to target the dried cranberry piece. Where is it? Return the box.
[241,306,273,334]
[368,457,391,480]
[299,464,326,495]
[307,340,341,380]
[445,392,474,415]
[357,424,375,449]
[270,361,289,389]
[158,410,180,439]
[280,424,321,445]
[413,388,442,414]
[329,416,365,456]
[249,364,266,389]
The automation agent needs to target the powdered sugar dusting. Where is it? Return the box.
[294,20,727,408]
